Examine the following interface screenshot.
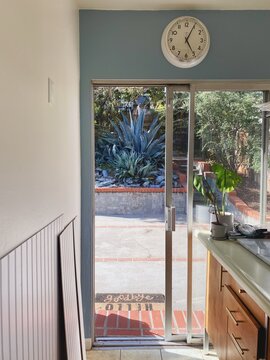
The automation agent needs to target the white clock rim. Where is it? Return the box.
[161,16,210,69]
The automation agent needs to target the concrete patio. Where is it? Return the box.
[94,214,207,337]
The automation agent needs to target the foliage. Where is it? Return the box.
[94,86,166,134]
[195,91,262,172]
[212,163,242,214]
[95,110,165,182]
[194,173,220,223]
[194,163,241,222]
[111,150,157,180]
[109,111,165,161]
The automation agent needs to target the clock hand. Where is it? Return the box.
[185,24,196,43]
[185,38,194,53]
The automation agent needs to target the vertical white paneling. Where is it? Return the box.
[0,261,3,359]
[21,242,29,360]
[1,256,10,359]
[48,223,52,360]
[44,227,48,360]
[27,240,34,360]
[32,236,38,360]
[45,226,49,360]
[52,219,58,359]
[8,251,17,359]
[41,228,46,360]
[0,216,62,360]
[15,247,23,360]
[36,231,42,360]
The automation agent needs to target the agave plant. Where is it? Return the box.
[109,111,165,162]
[111,150,157,180]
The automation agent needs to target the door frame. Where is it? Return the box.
[89,80,270,346]
[164,85,195,341]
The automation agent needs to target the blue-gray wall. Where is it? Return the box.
[79,10,270,337]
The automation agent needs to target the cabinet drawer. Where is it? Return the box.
[224,285,264,360]
[226,333,243,360]
[226,275,265,326]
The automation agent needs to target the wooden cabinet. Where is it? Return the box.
[206,253,228,360]
[206,252,268,360]
[224,285,263,360]
[226,333,243,360]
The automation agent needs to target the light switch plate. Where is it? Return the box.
[48,77,55,104]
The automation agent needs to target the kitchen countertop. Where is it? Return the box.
[198,231,270,317]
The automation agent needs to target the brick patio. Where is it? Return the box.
[95,309,204,337]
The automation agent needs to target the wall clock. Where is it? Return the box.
[161,16,210,68]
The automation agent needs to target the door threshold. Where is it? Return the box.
[94,336,203,348]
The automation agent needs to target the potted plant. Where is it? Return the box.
[194,163,241,238]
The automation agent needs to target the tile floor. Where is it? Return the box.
[87,348,218,360]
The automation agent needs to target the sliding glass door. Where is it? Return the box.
[92,82,269,344]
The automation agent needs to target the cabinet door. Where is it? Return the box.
[206,253,228,360]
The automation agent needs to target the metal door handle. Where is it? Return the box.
[165,206,176,231]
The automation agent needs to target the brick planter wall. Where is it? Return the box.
[227,191,270,224]
[95,187,186,216]
[95,187,269,223]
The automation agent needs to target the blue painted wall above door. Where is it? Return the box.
[80,10,270,80]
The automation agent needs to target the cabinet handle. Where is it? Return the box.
[230,333,249,355]
[238,289,246,294]
[226,307,244,326]
[219,267,228,292]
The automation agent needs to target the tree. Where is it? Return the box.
[195,91,263,173]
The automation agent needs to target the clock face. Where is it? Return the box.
[161,16,210,68]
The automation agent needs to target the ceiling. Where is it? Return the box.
[78,0,270,10]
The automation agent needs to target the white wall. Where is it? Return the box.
[0,0,80,257]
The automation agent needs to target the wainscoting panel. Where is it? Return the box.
[0,216,62,360]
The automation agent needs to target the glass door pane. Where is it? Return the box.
[193,90,263,226]
[164,87,190,340]
[94,86,166,339]
[192,90,264,337]
[171,90,189,336]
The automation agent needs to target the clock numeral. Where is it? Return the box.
[198,45,202,50]
[192,51,196,57]
[185,53,188,59]
[178,24,181,29]
[172,45,175,50]
[200,38,204,43]
[178,50,181,55]
[198,30,202,35]
[185,21,189,27]
[169,38,173,42]
[171,30,177,35]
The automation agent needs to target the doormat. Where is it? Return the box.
[95,293,165,311]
